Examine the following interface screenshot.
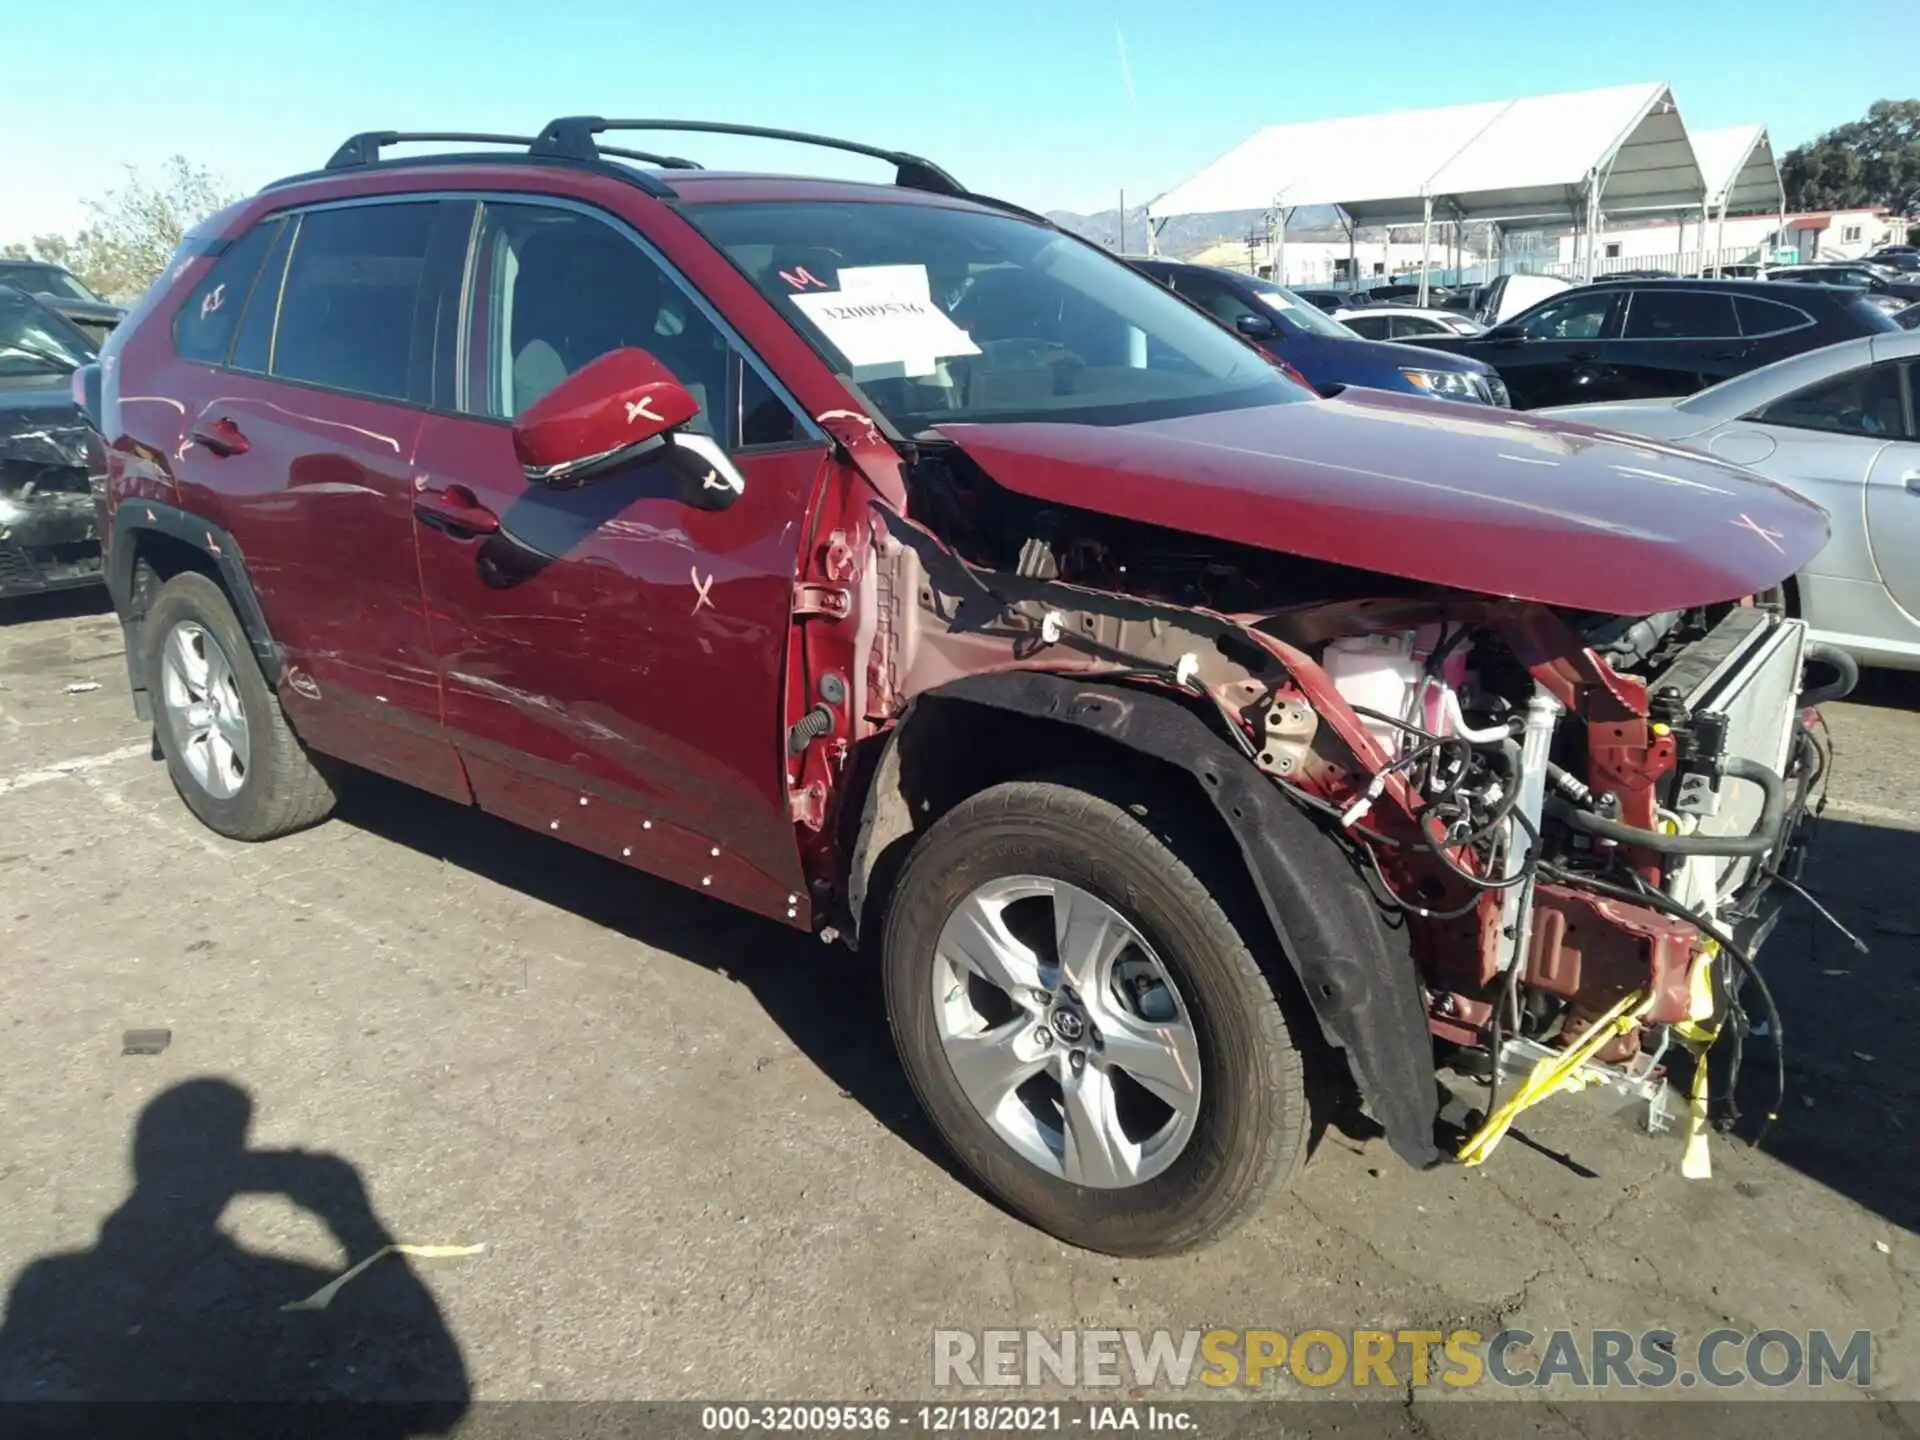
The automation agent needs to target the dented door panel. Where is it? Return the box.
[411,415,826,922]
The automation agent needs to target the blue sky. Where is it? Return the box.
[3,0,1914,245]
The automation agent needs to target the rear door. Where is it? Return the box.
[409,196,829,920]
[1731,293,1818,373]
[1609,287,1748,398]
[167,197,471,799]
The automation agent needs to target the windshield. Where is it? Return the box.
[682,201,1301,435]
[0,289,96,378]
[0,263,100,303]
[1234,276,1357,338]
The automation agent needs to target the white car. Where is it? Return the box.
[1332,306,1484,341]
[1472,273,1570,327]
[1545,331,1920,670]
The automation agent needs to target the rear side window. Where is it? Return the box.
[230,219,297,374]
[1343,313,1390,340]
[1622,289,1738,340]
[1734,295,1809,337]
[269,202,442,403]
[1752,362,1907,438]
[173,219,282,364]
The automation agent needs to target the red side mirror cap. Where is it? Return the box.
[511,347,700,484]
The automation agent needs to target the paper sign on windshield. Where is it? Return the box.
[789,265,980,378]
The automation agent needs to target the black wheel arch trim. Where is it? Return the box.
[848,670,1444,1172]
[107,500,283,715]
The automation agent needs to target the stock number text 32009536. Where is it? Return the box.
[702,1405,1196,1433]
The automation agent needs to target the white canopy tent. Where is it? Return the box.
[1147,82,1707,299]
[1690,124,1786,273]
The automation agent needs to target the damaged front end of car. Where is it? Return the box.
[804,395,1846,1178]
[0,408,101,597]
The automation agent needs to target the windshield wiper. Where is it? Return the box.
[1,341,80,373]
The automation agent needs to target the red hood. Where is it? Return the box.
[935,390,1829,615]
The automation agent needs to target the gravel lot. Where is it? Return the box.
[0,589,1912,1426]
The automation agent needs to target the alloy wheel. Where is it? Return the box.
[158,620,250,800]
[931,876,1202,1188]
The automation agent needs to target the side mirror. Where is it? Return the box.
[512,347,700,486]
[1235,312,1277,339]
[71,362,102,430]
[1485,323,1526,343]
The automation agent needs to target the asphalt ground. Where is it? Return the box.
[0,588,1912,1433]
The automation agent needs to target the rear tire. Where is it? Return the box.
[143,571,337,840]
[883,775,1310,1255]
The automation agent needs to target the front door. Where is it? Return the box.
[1480,286,1625,408]
[1862,360,1920,620]
[410,197,829,920]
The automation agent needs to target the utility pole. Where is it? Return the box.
[1118,189,1126,253]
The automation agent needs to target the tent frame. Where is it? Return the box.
[1152,83,1709,295]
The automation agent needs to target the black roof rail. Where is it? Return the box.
[301,120,1055,226]
[326,130,704,174]
[325,131,541,169]
[597,144,703,170]
[532,117,968,199]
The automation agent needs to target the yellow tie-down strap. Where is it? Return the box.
[1458,988,1655,1168]
[1671,942,1724,1181]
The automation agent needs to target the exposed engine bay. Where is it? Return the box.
[855,436,1851,1172]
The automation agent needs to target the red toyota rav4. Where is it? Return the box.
[88,120,1845,1255]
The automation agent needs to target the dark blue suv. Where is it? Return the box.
[1130,258,1509,407]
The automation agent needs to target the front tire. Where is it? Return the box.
[883,776,1310,1255]
[143,571,338,840]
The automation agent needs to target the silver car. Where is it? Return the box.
[1546,331,1920,670]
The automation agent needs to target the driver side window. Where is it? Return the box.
[1515,290,1615,341]
[1173,273,1254,327]
[463,201,802,448]
[1752,363,1908,438]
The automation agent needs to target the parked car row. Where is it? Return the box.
[64,119,1844,1256]
[1127,259,1508,405]
[1293,282,1483,315]
[1331,305,1483,340]
[1401,276,1896,408]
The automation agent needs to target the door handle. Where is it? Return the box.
[1903,469,1920,494]
[190,417,249,457]
[413,485,500,537]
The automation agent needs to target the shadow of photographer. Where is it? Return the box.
[0,1077,469,1433]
